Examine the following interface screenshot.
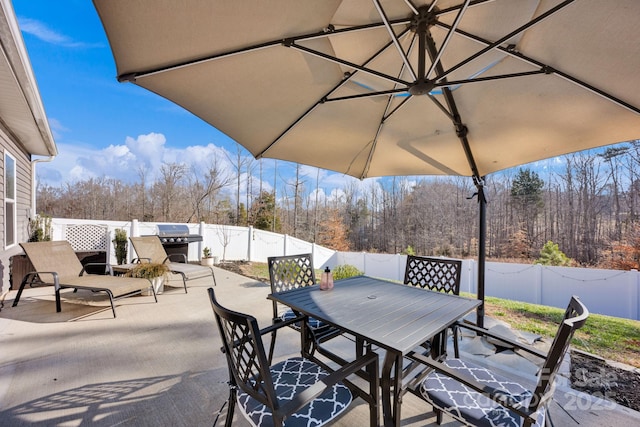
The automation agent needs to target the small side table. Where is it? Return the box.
[111,263,162,295]
[111,263,138,276]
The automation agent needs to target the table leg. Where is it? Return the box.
[381,351,402,427]
[298,314,313,359]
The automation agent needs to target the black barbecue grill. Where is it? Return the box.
[148,224,203,261]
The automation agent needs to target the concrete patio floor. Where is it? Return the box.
[1,268,639,426]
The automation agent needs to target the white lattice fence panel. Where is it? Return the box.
[65,224,109,251]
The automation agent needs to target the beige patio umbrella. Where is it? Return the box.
[93,0,640,325]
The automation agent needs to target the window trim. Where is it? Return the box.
[4,150,17,249]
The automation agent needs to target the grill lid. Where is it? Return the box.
[157,224,191,236]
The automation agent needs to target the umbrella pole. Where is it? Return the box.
[476,179,486,328]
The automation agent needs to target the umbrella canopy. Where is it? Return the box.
[93,0,640,179]
[94,0,640,324]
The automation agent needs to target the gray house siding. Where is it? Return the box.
[1,126,33,292]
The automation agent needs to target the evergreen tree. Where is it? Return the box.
[535,241,571,266]
[510,168,545,252]
[252,191,280,231]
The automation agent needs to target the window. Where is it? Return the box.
[4,152,16,248]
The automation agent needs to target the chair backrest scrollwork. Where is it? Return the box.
[268,253,316,293]
[268,254,316,319]
[404,255,462,295]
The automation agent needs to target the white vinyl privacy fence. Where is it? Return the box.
[331,252,639,321]
[47,218,640,320]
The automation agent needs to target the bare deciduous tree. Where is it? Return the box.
[156,162,188,221]
[185,159,230,223]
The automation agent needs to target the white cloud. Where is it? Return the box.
[124,132,167,176]
[18,17,101,48]
[34,132,369,204]
[36,133,238,187]
[329,187,346,202]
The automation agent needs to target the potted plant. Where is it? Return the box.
[28,214,52,242]
[125,262,170,295]
[112,228,128,265]
[201,247,215,266]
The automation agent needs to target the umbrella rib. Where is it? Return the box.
[424,94,455,122]
[435,0,496,15]
[362,32,421,178]
[382,34,420,122]
[404,0,420,15]
[118,18,412,82]
[436,24,640,115]
[383,96,414,122]
[436,69,549,87]
[258,31,411,159]
[326,30,418,103]
[118,39,282,82]
[325,88,409,102]
[552,70,640,115]
[287,43,411,87]
[425,0,471,80]
[372,0,417,81]
[435,0,578,82]
[255,78,347,159]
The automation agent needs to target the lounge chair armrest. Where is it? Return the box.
[21,271,49,287]
[23,271,60,288]
[80,263,114,276]
[278,351,378,417]
[455,321,547,359]
[408,352,538,421]
[132,257,151,264]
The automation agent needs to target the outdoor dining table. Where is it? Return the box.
[268,275,481,427]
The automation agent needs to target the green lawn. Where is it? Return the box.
[481,295,640,367]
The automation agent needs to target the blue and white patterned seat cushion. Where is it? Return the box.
[237,356,353,427]
[421,359,545,427]
[281,309,326,330]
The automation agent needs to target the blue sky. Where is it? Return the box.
[12,0,357,199]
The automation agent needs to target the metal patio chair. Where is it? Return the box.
[208,287,379,427]
[411,295,589,427]
[129,236,216,293]
[403,255,463,357]
[267,253,342,362]
[404,255,462,294]
[390,255,466,405]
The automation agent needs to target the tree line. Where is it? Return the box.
[36,141,640,269]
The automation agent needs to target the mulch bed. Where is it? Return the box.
[570,351,640,412]
[217,261,269,284]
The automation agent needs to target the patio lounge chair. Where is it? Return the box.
[12,240,157,318]
[267,253,342,362]
[129,236,216,293]
[411,295,589,427]
[208,287,380,427]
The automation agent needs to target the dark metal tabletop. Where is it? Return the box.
[268,275,481,355]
